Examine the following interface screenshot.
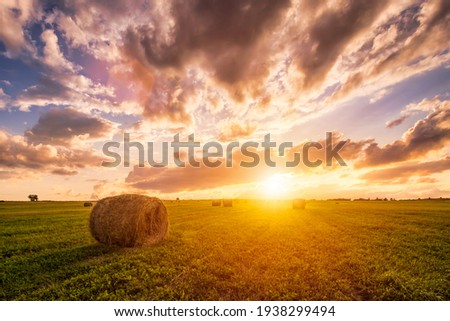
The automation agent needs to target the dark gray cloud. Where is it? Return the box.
[25,108,113,146]
[121,0,291,122]
[294,0,389,88]
[124,0,290,81]
[18,75,72,106]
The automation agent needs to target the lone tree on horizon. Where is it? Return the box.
[28,194,38,202]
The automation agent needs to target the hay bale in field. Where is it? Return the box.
[89,194,168,247]
[223,199,233,207]
[212,200,221,206]
[292,199,306,209]
[84,202,93,207]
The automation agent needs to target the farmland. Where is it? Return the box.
[1,200,449,300]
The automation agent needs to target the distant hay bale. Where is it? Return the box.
[292,199,306,209]
[212,200,221,206]
[89,194,168,247]
[223,199,233,207]
[84,202,93,207]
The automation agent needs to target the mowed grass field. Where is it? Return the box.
[1,200,449,300]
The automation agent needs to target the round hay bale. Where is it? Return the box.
[84,202,93,207]
[89,194,168,247]
[292,199,306,209]
[212,200,221,206]
[223,199,233,207]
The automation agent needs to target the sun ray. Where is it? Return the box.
[259,173,293,199]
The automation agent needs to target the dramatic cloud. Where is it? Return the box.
[125,133,373,193]
[5,0,449,128]
[40,29,76,72]
[16,75,72,108]
[361,157,450,181]
[0,0,40,57]
[287,133,374,166]
[331,0,450,101]
[125,163,264,193]
[358,106,450,167]
[293,0,389,88]
[386,96,449,128]
[0,0,449,198]
[139,74,195,125]
[46,0,139,61]
[25,108,114,146]
[0,129,103,170]
[119,0,291,124]
[12,25,116,114]
[370,0,450,77]
[15,73,116,113]
[123,0,290,79]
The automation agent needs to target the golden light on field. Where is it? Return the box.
[260,174,293,199]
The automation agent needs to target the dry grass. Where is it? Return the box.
[223,199,233,207]
[293,199,306,209]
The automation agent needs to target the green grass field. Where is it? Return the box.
[1,200,449,300]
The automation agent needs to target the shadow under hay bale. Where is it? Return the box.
[292,199,306,209]
[84,202,93,207]
[223,199,233,207]
[212,200,221,206]
[89,194,168,247]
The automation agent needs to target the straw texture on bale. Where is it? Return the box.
[292,199,306,209]
[89,194,168,247]
[212,200,221,206]
[223,199,233,207]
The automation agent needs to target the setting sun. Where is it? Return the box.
[260,174,293,199]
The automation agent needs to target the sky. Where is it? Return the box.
[0,0,449,201]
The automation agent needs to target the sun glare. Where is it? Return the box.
[260,174,292,199]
